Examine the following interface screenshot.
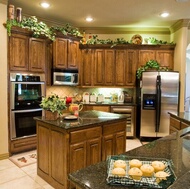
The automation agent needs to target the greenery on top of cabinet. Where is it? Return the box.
[85,35,129,47]
[4,16,82,41]
[136,60,170,79]
[83,35,175,47]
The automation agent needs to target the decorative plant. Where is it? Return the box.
[136,60,170,79]
[5,16,56,40]
[40,93,67,116]
[145,37,175,45]
[50,23,82,37]
[4,16,82,40]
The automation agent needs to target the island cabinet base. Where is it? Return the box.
[36,119,126,189]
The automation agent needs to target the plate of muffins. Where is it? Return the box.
[106,155,176,188]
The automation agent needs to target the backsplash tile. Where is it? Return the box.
[46,86,135,102]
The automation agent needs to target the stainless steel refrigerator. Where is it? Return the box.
[139,71,179,139]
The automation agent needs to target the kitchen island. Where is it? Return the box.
[34,110,127,189]
[68,126,190,189]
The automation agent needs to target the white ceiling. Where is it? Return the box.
[8,0,190,30]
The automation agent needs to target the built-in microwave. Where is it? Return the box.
[52,69,79,86]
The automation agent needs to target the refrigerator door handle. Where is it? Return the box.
[156,75,161,132]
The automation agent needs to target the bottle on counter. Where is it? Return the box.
[8,4,15,20]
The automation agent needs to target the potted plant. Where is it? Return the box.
[40,93,67,120]
[136,60,169,79]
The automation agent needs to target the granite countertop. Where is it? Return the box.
[68,126,190,189]
[82,102,136,106]
[34,110,127,131]
[169,112,190,124]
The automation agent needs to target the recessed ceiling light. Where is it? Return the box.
[160,12,169,17]
[40,2,50,8]
[86,17,93,22]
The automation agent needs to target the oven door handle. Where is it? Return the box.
[12,108,42,113]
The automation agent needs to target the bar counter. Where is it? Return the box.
[68,126,190,189]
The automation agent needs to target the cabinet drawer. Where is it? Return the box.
[103,121,126,135]
[70,126,102,144]
[170,117,180,130]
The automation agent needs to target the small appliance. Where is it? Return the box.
[52,69,79,86]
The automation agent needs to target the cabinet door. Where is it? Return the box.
[67,40,79,69]
[93,49,104,86]
[115,50,127,86]
[70,142,87,173]
[53,38,67,69]
[81,49,94,86]
[115,131,126,155]
[126,50,138,86]
[37,124,50,175]
[51,130,66,185]
[181,122,190,129]
[86,137,101,166]
[46,41,53,86]
[9,33,29,71]
[102,134,115,161]
[29,38,46,72]
[156,50,174,70]
[104,49,115,86]
[138,50,155,68]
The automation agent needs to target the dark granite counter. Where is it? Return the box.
[68,126,190,189]
[82,102,136,106]
[34,110,127,131]
[169,112,190,124]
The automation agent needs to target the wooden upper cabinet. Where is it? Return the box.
[81,49,94,86]
[138,50,155,68]
[53,38,67,69]
[93,49,115,86]
[53,38,80,69]
[9,33,29,71]
[9,33,46,73]
[156,50,174,69]
[104,49,115,86]
[29,38,46,72]
[115,50,127,86]
[67,40,79,69]
[93,49,105,86]
[126,50,138,86]
[80,45,175,87]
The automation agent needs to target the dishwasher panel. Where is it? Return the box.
[111,106,135,138]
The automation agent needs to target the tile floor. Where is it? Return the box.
[0,138,143,189]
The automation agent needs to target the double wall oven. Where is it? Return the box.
[10,73,45,140]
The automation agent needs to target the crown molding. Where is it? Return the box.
[78,27,171,35]
[170,19,190,33]
[0,0,8,5]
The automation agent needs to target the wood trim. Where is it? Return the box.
[0,153,9,160]
[79,44,176,50]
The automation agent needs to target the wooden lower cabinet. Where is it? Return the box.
[83,105,110,112]
[102,121,126,161]
[37,120,126,189]
[37,122,69,189]
[169,116,190,133]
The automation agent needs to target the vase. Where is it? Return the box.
[44,110,58,120]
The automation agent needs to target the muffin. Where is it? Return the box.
[129,159,142,168]
[151,161,166,172]
[114,160,127,170]
[128,167,143,180]
[140,164,155,177]
[155,171,169,183]
[112,167,126,177]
